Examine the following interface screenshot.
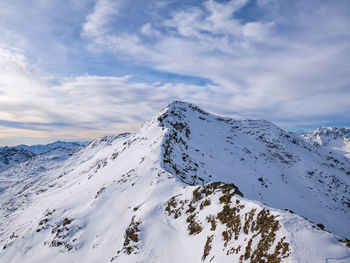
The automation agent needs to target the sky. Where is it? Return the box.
[0,0,349,146]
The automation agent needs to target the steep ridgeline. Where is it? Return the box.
[158,102,350,238]
[0,102,349,263]
[302,127,350,158]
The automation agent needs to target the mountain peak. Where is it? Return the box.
[302,126,350,158]
[151,102,350,238]
[167,100,194,107]
[1,102,350,262]
[313,126,350,136]
[165,100,209,115]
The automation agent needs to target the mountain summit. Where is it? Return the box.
[302,126,350,158]
[0,101,349,262]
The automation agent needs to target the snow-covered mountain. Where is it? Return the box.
[0,141,85,172]
[12,141,88,155]
[302,127,350,158]
[0,148,35,173]
[0,143,84,195]
[0,101,349,263]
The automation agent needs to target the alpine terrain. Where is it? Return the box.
[0,141,85,173]
[0,101,349,263]
[301,127,350,159]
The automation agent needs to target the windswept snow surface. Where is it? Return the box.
[0,102,349,263]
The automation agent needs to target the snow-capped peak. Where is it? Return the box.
[0,102,349,262]
[302,126,350,158]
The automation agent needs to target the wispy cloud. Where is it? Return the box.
[81,0,350,122]
[0,0,349,145]
[0,45,222,141]
[82,0,123,38]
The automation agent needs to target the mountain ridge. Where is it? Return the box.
[0,141,87,173]
[155,101,350,238]
[0,101,349,262]
[301,126,350,158]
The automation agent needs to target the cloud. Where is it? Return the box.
[0,45,225,141]
[0,0,349,145]
[82,0,123,38]
[140,23,161,37]
[242,22,275,41]
[80,0,350,125]
[0,0,93,75]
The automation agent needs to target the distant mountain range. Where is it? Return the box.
[0,102,349,262]
[301,126,350,158]
[0,141,88,172]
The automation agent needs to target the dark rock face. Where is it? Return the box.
[165,182,290,263]
[157,101,350,238]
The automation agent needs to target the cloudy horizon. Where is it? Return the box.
[0,0,349,146]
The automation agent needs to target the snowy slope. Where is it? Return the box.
[302,127,350,158]
[158,102,350,238]
[0,102,349,263]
